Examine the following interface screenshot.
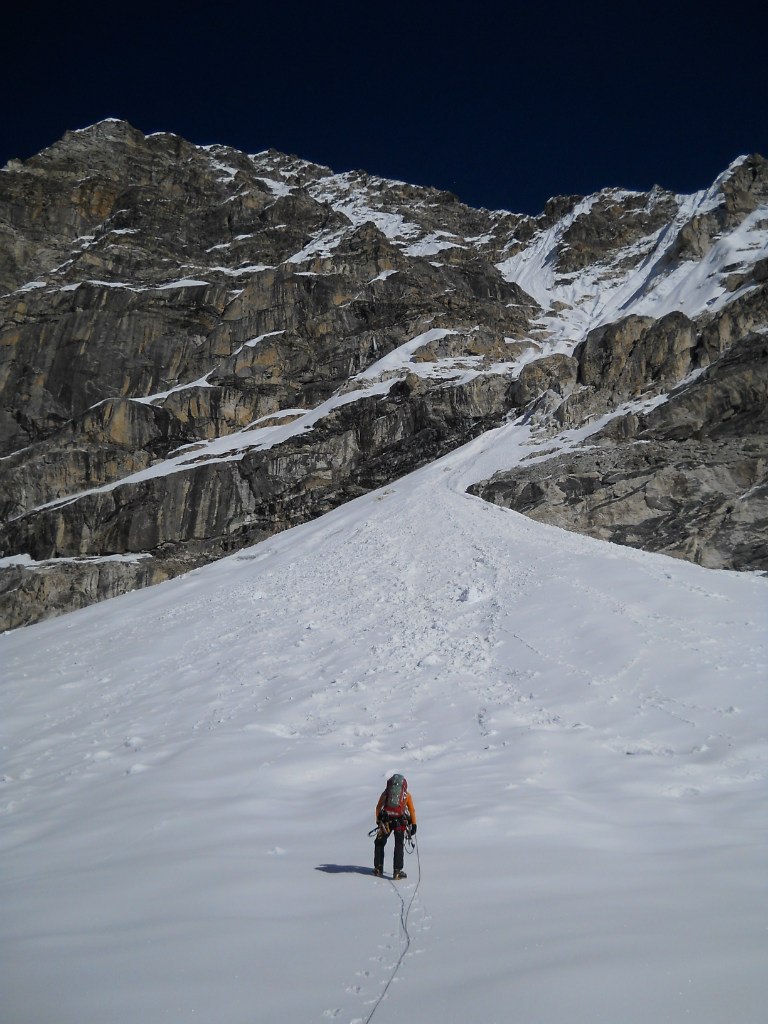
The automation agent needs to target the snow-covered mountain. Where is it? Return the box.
[2,420,766,1022]
[1,127,767,1021]
[1,124,766,628]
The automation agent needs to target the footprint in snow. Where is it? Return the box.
[418,652,441,667]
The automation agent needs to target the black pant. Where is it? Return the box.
[374,827,404,872]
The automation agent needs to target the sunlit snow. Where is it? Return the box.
[2,421,766,1024]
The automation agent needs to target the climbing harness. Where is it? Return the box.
[363,832,422,1024]
[368,820,413,841]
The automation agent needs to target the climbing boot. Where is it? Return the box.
[373,866,383,877]
[392,870,407,880]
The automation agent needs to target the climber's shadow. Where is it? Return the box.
[315,864,375,876]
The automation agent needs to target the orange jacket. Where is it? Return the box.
[376,789,416,824]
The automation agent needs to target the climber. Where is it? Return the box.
[373,773,416,879]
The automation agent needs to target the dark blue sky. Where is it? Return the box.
[5,1,766,214]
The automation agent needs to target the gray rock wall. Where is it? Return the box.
[470,331,768,570]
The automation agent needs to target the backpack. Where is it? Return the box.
[382,774,408,818]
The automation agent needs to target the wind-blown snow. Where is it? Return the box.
[2,421,766,1024]
[353,327,458,380]
[254,176,294,198]
[57,278,211,294]
[618,208,768,321]
[497,165,768,351]
[0,552,151,568]
[288,229,348,263]
[307,173,421,242]
[404,233,464,257]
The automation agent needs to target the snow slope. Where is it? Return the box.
[2,418,766,1024]
[497,174,768,352]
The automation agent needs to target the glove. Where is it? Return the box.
[410,823,417,836]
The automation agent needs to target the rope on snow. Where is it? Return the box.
[364,838,422,1024]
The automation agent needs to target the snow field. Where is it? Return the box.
[2,421,767,1023]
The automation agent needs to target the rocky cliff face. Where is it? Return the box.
[1,122,766,628]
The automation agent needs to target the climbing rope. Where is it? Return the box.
[364,836,422,1024]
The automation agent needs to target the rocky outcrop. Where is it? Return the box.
[2,374,512,628]
[470,331,768,570]
[556,187,679,273]
[5,374,511,559]
[0,556,174,633]
[671,155,768,261]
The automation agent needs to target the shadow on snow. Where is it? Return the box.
[315,864,375,876]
